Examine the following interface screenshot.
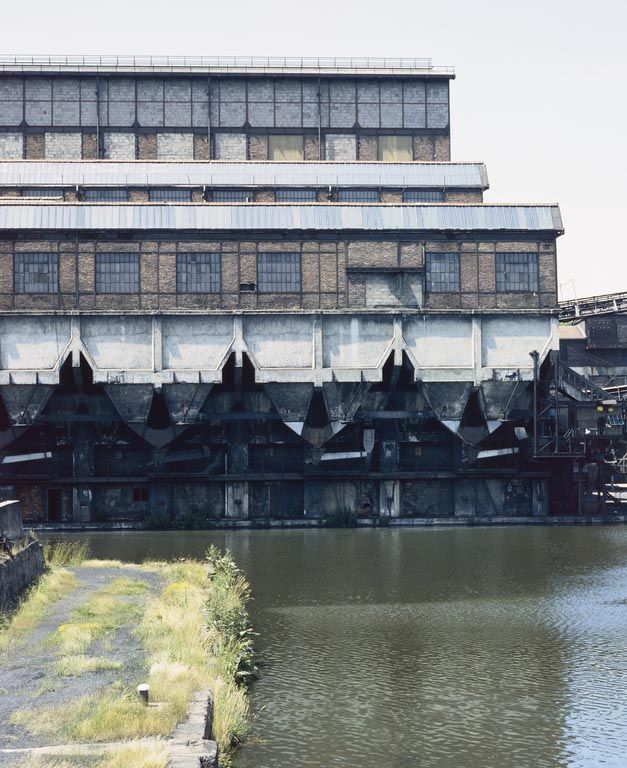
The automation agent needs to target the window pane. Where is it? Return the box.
[176,252,220,293]
[21,188,64,198]
[425,252,460,292]
[268,135,304,161]
[337,189,380,203]
[149,188,192,202]
[212,189,251,202]
[258,252,300,293]
[378,135,413,161]
[95,253,139,293]
[276,189,317,202]
[83,188,129,202]
[496,252,539,292]
[403,189,444,202]
[14,252,58,293]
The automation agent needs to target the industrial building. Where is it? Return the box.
[0,55,621,525]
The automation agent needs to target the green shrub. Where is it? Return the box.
[323,505,358,528]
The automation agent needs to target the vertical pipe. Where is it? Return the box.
[530,350,538,457]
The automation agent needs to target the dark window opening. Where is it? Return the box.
[82,188,128,202]
[496,252,538,292]
[132,487,149,503]
[337,189,380,203]
[149,188,192,202]
[95,252,139,293]
[258,252,300,293]
[14,252,58,293]
[176,252,220,293]
[212,189,251,202]
[403,189,444,203]
[276,188,317,202]
[425,252,460,293]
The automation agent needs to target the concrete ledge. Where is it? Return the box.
[32,514,627,533]
[0,540,45,605]
[167,691,218,768]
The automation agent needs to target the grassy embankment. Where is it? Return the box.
[1,542,253,768]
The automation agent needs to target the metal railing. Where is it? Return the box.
[0,55,453,74]
[559,290,627,321]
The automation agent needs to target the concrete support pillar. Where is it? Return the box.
[227,443,248,474]
[472,316,482,385]
[150,483,173,526]
[532,478,549,516]
[304,479,325,518]
[71,424,94,521]
[379,479,400,517]
[226,482,249,519]
[379,440,399,474]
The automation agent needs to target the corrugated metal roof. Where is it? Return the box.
[0,203,563,232]
[0,161,488,190]
[0,56,455,77]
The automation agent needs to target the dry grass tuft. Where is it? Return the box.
[0,568,78,650]
[54,655,122,676]
[43,540,90,568]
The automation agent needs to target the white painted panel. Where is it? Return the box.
[103,132,136,160]
[404,316,473,368]
[323,316,394,369]
[0,317,70,370]
[44,132,82,159]
[81,317,152,370]
[162,316,234,370]
[481,316,552,368]
[244,315,313,369]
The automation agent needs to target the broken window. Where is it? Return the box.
[425,252,460,292]
[176,252,220,293]
[268,134,304,161]
[14,252,58,293]
[377,135,413,161]
[496,252,538,292]
[257,252,300,293]
[95,252,139,293]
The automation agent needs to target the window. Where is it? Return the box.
[378,135,413,161]
[337,189,380,203]
[132,487,149,503]
[176,252,220,293]
[258,252,300,293]
[276,189,317,202]
[496,252,539,292]
[14,252,58,293]
[403,189,444,203]
[212,189,251,202]
[425,253,460,293]
[95,253,139,293]
[83,188,128,202]
[149,188,192,202]
[268,135,304,161]
[21,188,64,198]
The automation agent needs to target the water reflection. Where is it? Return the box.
[43,526,627,768]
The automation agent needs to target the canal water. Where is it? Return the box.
[42,526,627,768]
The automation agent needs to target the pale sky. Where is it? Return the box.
[3,0,626,299]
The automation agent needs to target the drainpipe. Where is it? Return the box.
[530,350,539,457]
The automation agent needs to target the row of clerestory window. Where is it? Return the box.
[18,187,446,203]
[14,251,541,295]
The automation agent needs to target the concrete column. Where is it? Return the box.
[152,317,163,373]
[472,317,482,385]
[225,482,249,518]
[379,480,400,517]
[379,440,399,474]
[304,479,325,518]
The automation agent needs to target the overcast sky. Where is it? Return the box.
[3,0,626,299]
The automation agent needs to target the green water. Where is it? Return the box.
[43,526,627,768]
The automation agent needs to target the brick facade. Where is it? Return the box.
[0,235,558,312]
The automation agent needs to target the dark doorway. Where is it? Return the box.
[47,488,62,522]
